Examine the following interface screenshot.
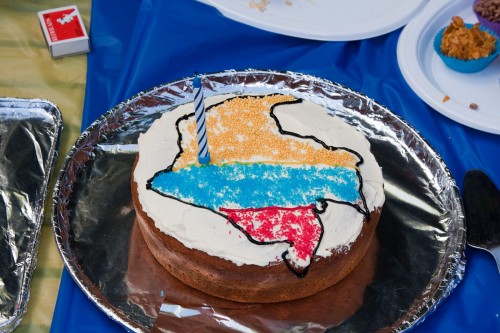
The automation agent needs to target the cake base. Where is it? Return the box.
[125,216,380,331]
[131,156,381,303]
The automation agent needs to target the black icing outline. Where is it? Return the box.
[145,94,370,278]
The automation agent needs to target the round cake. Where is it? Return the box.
[131,93,385,303]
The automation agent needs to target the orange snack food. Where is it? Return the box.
[441,16,497,59]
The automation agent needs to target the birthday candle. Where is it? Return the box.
[193,76,211,164]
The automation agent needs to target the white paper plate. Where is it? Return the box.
[397,0,500,135]
[198,0,428,41]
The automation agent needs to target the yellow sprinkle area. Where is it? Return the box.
[173,94,359,171]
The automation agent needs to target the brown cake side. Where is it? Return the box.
[131,155,381,303]
[126,211,380,332]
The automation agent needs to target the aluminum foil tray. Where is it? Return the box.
[0,98,62,333]
[52,70,466,332]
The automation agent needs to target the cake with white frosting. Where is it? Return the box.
[131,94,385,303]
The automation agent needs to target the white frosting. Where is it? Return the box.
[135,94,385,266]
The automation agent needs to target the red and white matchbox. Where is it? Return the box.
[38,5,90,58]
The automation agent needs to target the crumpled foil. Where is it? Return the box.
[0,98,62,333]
[52,69,466,332]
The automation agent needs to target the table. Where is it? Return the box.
[2,0,500,332]
[0,1,90,332]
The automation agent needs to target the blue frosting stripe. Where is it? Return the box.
[149,163,361,210]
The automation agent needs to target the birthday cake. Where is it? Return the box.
[131,93,385,303]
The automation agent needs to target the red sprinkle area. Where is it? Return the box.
[219,205,322,267]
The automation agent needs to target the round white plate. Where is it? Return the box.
[397,0,500,135]
[198,0,428,41]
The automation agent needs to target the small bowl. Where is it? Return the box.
[473,0,500,36]
[434,23,499,73]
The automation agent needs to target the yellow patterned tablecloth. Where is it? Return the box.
[0,1,91,332]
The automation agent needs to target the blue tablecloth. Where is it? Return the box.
[51,0,500,332]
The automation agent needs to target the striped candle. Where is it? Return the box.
[193,76,211,164]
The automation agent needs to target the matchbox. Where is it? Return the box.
[38,5,90,58]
